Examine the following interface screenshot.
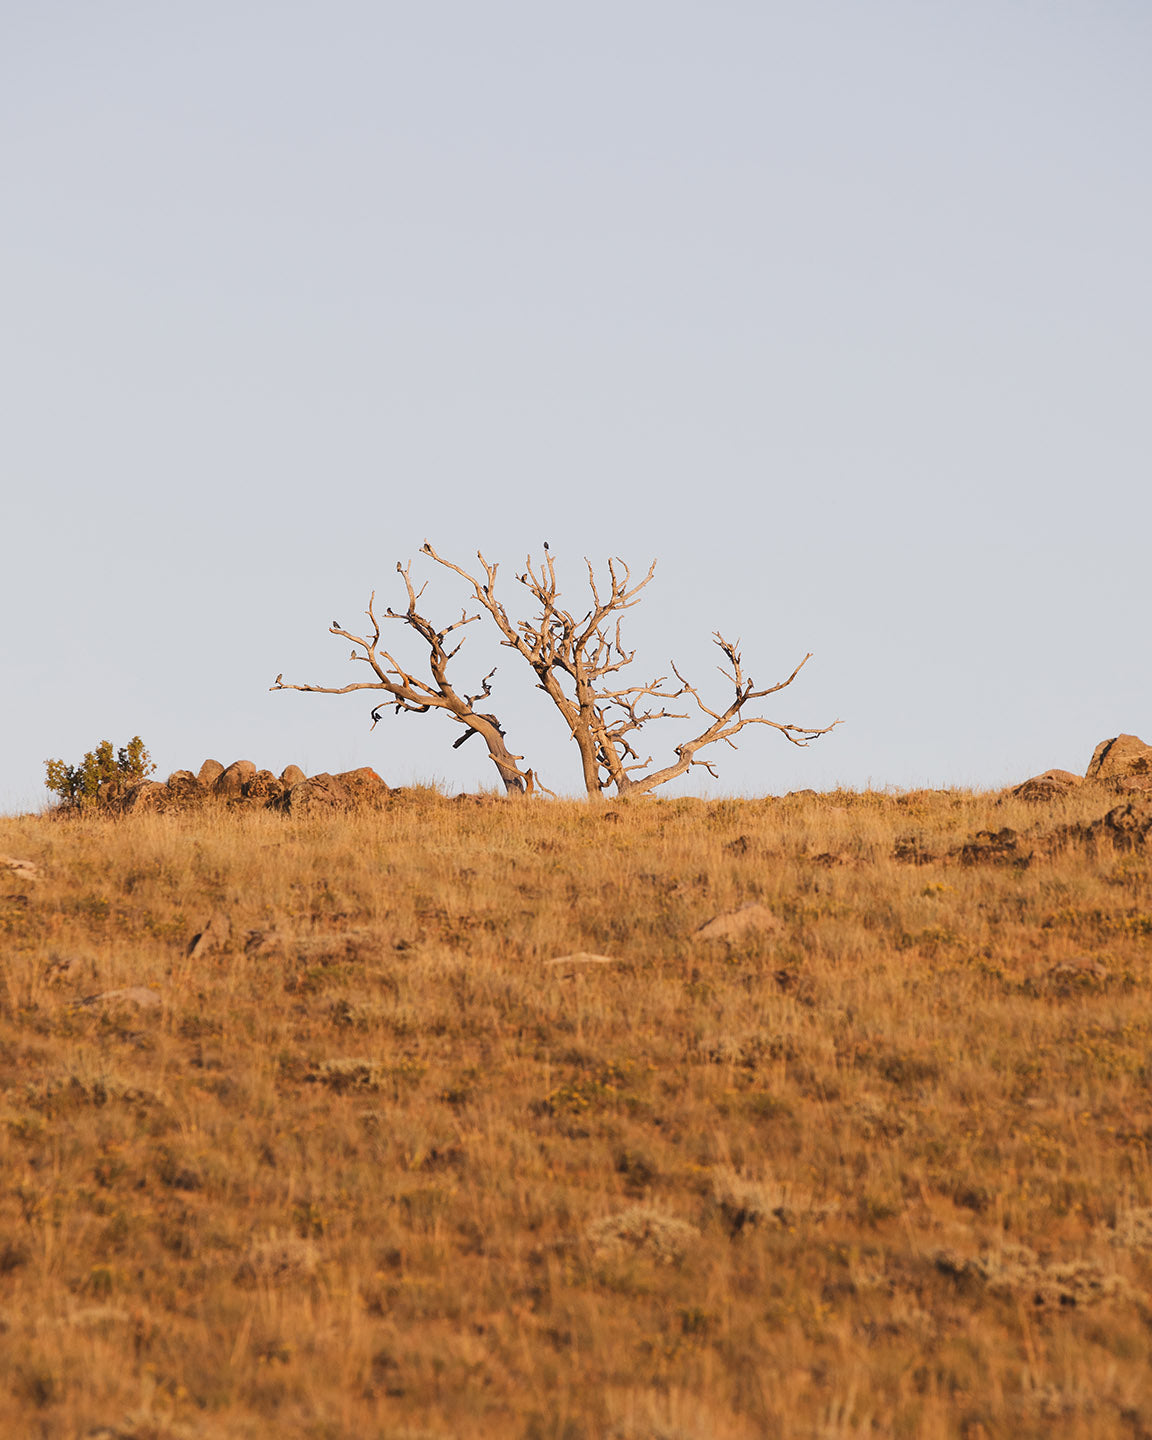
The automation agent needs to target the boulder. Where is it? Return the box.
[120,780,170,813]
[333,767,391,807]
[693,903,783,942]
[1086,799,1152,852]
[0,855,40,883]
[214,760,256,798]
[243,769,284,801]
[955,827,1030,867]
[279,772,351,814]
[188,909,232,959]
[280,764,306,788]
[1086,735,1152,784]
[165,770,204,806]
[1013,769,1083,802]
[198,759,225,786]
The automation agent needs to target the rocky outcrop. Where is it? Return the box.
[1039,797,1152,859]
[165,771,205,807]
[119,780,170,813]
[1086,735,1152,790]
[277,772,351,814]
[332,767,390,808]
[1084,799,1152,851]
[243,769,284,801]
[955,827,1030,867]
[187,909,233,959]
[1012,769,1083,802]
[214,760,257,798]
[57,755,393,817]
[1008,736,1151,805]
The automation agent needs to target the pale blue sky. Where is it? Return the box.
[3,1,1149,809]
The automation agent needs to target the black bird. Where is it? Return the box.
[544,540,550,551]
[332,620,341,629]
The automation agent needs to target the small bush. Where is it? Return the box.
[44,737,155,808]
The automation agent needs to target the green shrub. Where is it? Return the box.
[44,737,156,808]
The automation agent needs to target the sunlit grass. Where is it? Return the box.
[1,785,1150,1438]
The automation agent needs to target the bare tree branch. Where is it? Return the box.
[417,544,838,796]
[272,574,537,795]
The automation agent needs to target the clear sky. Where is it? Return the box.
[3,1,1149,810]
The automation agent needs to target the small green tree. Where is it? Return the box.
[44,737,156,808]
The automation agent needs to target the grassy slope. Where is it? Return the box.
[1,787,1150,1439]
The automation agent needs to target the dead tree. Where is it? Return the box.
[420,542,840,796]
[271,562,536,795]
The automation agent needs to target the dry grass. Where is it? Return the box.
[1,784,1151,1438]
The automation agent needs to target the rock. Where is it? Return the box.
[82,986,163,1011]
[163,771,204,808]
[187,909,232,959]
[954,828,1030,867]
[120,780,170,813]
[693,903,783,942]
[1041,798,1152,857]
[1013,769,1083,802]
[0,855,40,883]
[198,759,225,786]
[1086,734,1152,784]
[279,772,351,814]
[893,836,938,865]
[213,760,256,798]
[1086,799,1152,851]
[243,769,284,801]
[280,764,306,788]
[333,767,391,807]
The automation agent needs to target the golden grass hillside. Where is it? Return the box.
[2,785,1151,1439]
